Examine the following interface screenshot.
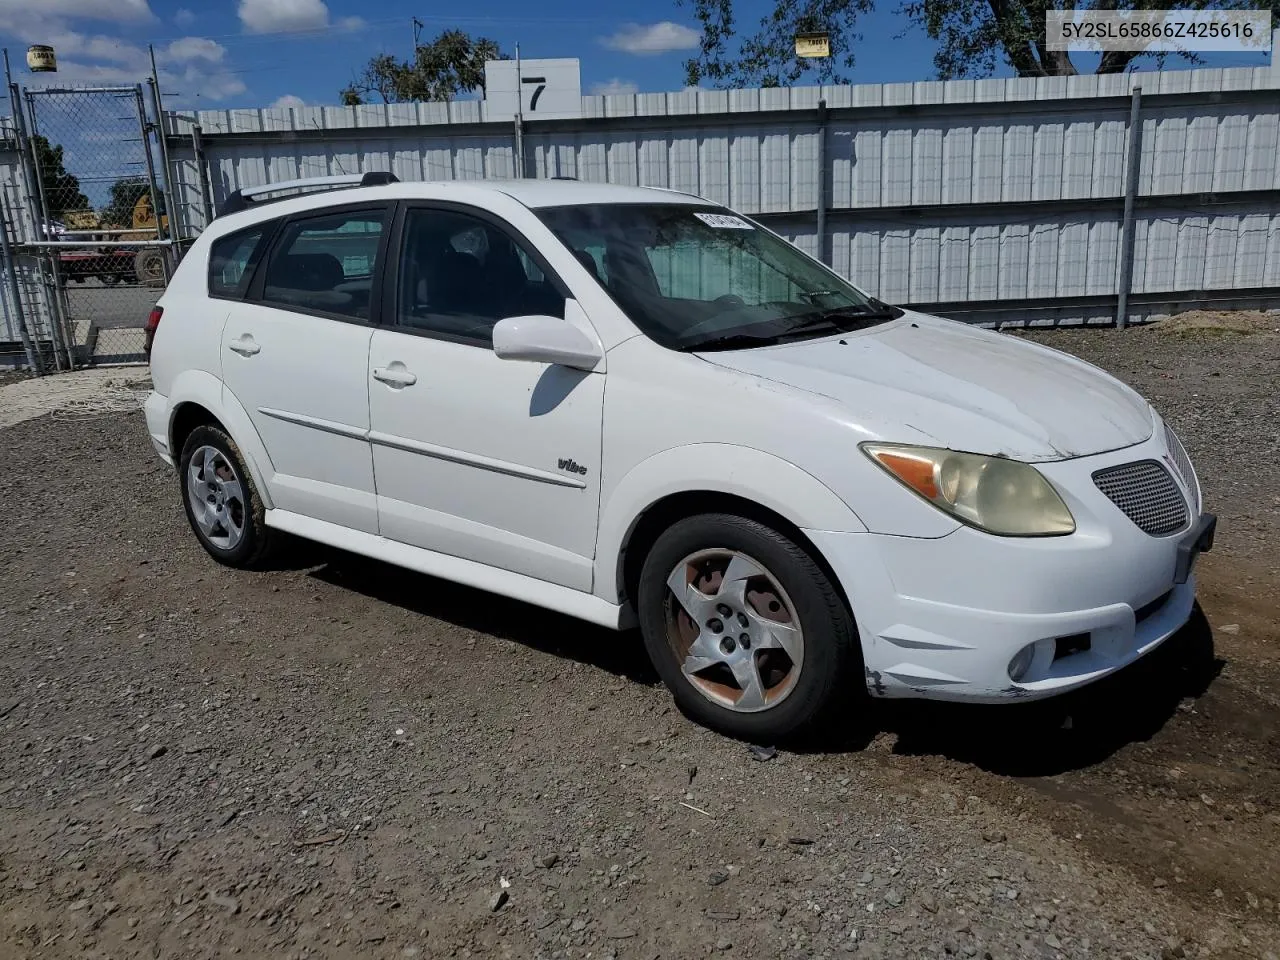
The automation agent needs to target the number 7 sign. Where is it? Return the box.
[484,58,583,121]
[521,76,547,111]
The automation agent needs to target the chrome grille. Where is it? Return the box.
[1163,423,1200,512]
[1093,460,1189,537]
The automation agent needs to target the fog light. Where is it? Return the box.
[1008,643,1037,683]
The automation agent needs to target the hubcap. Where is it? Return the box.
[664,549,805,713]
[186,445,246,550]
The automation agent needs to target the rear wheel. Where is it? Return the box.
[637,513,862,742]
[178,425,274,568]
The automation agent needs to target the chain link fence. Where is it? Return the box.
[12,85,172,366]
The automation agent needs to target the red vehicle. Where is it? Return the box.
[56,248,137,286]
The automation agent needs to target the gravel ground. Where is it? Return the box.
[2,312,1279,960]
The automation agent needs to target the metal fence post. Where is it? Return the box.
[816,98,828,266]
[147,75,177,242]
[1115,85,1143,329]
[191,124,216,228]
[514,43,525,178]
[22,89,75,370]
[0,192,41,373]
[134,85,165,242]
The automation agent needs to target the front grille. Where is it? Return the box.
[1163,423,1200,512]
[1093,460,1189,537]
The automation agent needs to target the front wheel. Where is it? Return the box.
[637,513,862,742]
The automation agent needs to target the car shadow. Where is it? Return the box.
[809,604,1224,777]
[305,549,659,686]
[299,546,1222,776]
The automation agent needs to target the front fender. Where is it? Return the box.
[166,369,276,511]
[593,443,866,604]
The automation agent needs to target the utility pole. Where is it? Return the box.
[411,17,424,53]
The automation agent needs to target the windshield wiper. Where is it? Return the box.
[680,301,904,352]
[779,305,901,335]
[680,330,783,352]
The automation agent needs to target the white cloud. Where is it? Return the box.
[44,31,146,64]
[173,8,196,26]
[238,0,337,34]
[161,37,226,64]
[600,21,701,56]
[336,16,365,31]
[590,78,640,96]
[271,94,306,109]
[0,0,152,24]
[170,65,247,101]
[0,3,152,49]
[17,31,246,105]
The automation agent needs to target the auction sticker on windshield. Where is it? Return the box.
[694,212,754,229]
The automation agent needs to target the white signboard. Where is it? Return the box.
[484,57,581,121]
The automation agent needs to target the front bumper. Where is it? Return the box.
[807,432,1211,703]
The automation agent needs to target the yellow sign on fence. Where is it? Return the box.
[794,32,831,58]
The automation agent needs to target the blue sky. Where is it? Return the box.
[0,0,1272,111]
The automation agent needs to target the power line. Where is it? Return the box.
[145,10,636,47]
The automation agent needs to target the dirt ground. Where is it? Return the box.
[2,312,1279,960]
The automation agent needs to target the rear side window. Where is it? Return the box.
[259,210,386,320]
[208,225,267,299]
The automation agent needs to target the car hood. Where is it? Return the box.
[698,313,1153,462]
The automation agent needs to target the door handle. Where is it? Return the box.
[372,365,417,388]
[227,334,261,357]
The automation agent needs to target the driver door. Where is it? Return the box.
[367,204,605,591]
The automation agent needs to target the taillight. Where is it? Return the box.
[144,306,163,356]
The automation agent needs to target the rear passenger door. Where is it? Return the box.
[220,203,390,535]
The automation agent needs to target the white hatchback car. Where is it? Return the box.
[144,173,1215,741]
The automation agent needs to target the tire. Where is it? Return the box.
[637,513,862,742]
[134,249,167,287]
[178,424,274,568]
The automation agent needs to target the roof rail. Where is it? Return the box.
[216,171,399,219]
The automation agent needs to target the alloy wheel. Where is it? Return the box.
[663,548,805,713]
[186,445,247,551]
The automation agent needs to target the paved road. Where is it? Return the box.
[64,278,160,330]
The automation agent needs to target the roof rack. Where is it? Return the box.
[216,171,399,219]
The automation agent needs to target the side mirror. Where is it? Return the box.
[492,314,603,371]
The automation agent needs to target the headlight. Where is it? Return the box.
[861,443,1075,536]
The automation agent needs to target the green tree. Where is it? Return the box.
[32,135,88,219]
[679,0,1277,85]
[102,177,150,228]
[905,0,1277,79]
[341,29,508,104]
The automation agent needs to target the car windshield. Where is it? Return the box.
[535,203,900,350]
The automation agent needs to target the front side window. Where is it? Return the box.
[259,209,386,320]
[536,204,901,350]
[209,225,267,299]
[397,208,564,345]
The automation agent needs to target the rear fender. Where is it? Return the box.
[167,369,276,510]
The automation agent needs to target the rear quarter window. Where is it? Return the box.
[208,225,269,299]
